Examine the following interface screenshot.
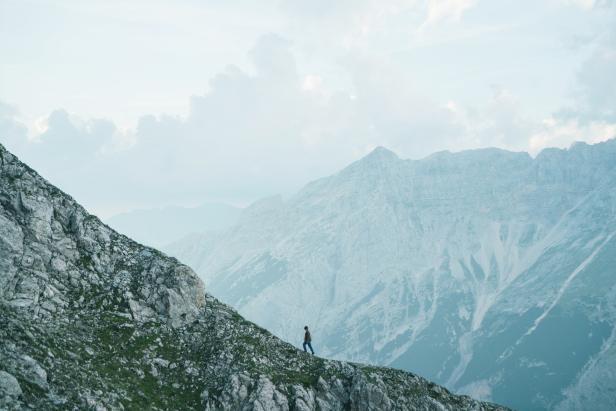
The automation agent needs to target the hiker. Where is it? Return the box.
[303,326,314,354]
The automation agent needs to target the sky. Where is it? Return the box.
[1,0,615,218]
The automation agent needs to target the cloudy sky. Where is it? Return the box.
[1,0,615,218]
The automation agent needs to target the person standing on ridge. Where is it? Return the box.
[303,326,314,354]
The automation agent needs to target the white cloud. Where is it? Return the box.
[423,0,478,26]
[565,0,597,9]
[561,0,613,10]
[2,1,615,216]
[555,10,616,127]
[5,20,614,217]
[572,32,616,121]
[529,117,616,152]
[0,102,28,153]
[301,75,326,95]
[440,86,538,152]
[0,33,474,215]
[33,116,50,136]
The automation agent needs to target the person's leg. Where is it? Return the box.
[303,342,307,352]
[308,342,314,354]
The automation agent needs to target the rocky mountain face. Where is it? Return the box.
[167,140,616,411]
[0,142,508,410]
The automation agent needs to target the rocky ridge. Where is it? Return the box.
[0,142,508,410]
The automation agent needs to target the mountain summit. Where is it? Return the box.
[168,139,616,411]
[0,143,507,410]
[360,146,399,163]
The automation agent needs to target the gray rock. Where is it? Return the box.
[152,358,170,368]
[20,354,48,390]
[0,370,22,407]
[349,373,392,410]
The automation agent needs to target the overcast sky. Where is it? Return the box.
[1,0,615,218]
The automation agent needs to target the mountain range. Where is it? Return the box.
[166,140,616,411]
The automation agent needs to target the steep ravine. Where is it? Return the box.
[0,143,508,410]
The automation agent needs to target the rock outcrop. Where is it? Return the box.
[0,143,508,410]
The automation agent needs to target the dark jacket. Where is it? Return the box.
[304,330,312,343]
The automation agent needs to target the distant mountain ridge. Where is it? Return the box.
[106,202,241,248]
[167,139,616,411]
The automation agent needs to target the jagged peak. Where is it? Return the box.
[337,146,400,178]
[362,146,399,162]
[535,136,616,161]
